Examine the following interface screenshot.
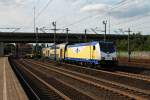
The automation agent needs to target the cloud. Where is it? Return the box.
[0,0,33,29]
[0,7,30,25]
[72,0,85,6]
[111,0,150,18]
[80,3,111,13]
[0,0,19,4]
[80,0,150,19]
[0,0,30,7]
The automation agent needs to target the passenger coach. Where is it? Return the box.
[42,41,118,66]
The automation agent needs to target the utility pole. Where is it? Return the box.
[15,43,20,58]
[125,28,132,62]
[85,29,87,42]
[103,20,107,42]
[36,27,38,56]
[108,12,111,35]
[52,21,56,61]
[11,44,12,55]
[34,7,36,33]
[66,28,70,43]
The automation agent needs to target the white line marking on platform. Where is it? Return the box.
[3,58,7,100]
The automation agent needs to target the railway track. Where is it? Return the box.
[49,59,150,78]
[22,59,150,100]
[11,59,71,100]
[119,57,150,70]
[9,58,40,100]
[116,71,150,81]
[30,59,150,90]
[14,59,95,100]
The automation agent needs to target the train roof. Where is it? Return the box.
[68,41,114,47]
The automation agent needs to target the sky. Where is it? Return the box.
[0,0,150,34]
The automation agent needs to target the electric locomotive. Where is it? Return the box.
[65,41,117,65]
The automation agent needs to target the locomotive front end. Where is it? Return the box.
[99,42,118,65]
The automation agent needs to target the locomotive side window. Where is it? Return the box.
[48,50,50,56]
[93,46,95,50]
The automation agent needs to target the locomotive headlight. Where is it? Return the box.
[101,57,105,60]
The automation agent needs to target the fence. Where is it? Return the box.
[117,51,150,59]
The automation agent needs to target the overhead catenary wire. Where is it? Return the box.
[112,13,150,27]
[18,0,134,32]
[112,13,150,33]
[35,0,53,20]
[61,0,135,29]
[16,0,149,33]
[17,0,53,32]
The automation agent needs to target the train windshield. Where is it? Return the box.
[99,42,115,53]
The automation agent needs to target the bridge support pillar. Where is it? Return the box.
[0,42,4,56]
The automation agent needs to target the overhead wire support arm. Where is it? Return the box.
[0,27,21,32]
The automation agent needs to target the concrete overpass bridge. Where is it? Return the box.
[0,32,127,43]
[0,32,128,56]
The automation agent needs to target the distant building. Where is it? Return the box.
[4,43,15,55]
[16,43,33,57]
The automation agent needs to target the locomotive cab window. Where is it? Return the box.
[100,42,115,53]
[93,46,96,50]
